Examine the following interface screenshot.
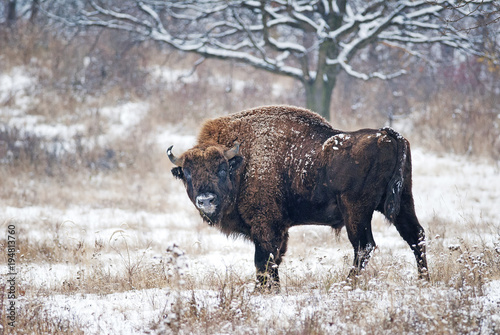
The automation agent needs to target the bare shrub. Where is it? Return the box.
[330,59,500,161]
[1,17,500,335]
[411,91,500,159]
[0,124,128,177]
[2,297,86,335]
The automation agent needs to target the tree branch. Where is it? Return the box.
[64,0,492,108]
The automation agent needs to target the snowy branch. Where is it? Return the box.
[69,0,490,99]
[337,59,407,81]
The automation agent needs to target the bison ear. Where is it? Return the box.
[228,155,243,172]
[171,167,184,180]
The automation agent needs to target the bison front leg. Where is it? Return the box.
[254,241,280,291]
[253,231,288,293]
[347,242,376,281]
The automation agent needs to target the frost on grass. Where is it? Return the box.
[3,134,500,334]
[1,78,500,333]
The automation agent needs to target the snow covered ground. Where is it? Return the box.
[1,67,499,334]
[3,132,499,334]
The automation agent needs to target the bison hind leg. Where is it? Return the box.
[341,198,377,282]
[391,194,429,280]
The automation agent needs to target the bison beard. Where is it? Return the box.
[168,105,429,291]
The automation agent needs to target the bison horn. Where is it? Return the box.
[167,146,182,166]
[224,142,240,160]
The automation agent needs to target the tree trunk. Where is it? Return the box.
[6,0,16,27]
[304,77,337,120]
[30,0,40,24]
[303,35,341,120]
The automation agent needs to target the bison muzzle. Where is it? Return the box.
[168,105,429,291]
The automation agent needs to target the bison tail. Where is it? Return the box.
[382,127,408,223]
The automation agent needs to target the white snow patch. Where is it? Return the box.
[149,65,200,86]
[0,67,35,114]
[412,147,500,226]
[100,102,149,141]
[157,127,196,154]
[41,289,164,334]
[7,114,85,140]
[149,65,288,97]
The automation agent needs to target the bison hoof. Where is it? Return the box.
[418,269,430,281]
[255,281,280,294]
[347,267,361,280]
[255,274,280,293]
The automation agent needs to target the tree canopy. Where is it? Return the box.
[58,0,499,119]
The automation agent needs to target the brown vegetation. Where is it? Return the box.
[0,24,499,334]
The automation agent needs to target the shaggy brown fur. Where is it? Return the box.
[168,105,429,290]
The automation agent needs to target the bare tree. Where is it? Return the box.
[443,0,500,29]
[5,0,17,26]
[68,0,492,119]
[29,0,40,24]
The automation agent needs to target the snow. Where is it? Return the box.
[45,290,164,334]
[322,133,351,151]
[3,123,499,333]
[99,102,149,141]
[412,148,500,227]
[1,68,499,334]
[0,67,35,115]
[149,65,200,86]
[0,81,150,157]
[321,0,330,15]
[157,127,196,153]
[7,114,86,141]
[149,64,289,98]
[268,37,306,53]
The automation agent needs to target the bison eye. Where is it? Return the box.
[217,165,227,179]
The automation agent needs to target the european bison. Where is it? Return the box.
[168,105,429,290]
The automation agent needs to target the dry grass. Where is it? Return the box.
[1,25,500,334]
[410,92,500,159]
[1,204,499,334]
[1,201,498,334]
[4,300,86,335]
[330,70,500,161]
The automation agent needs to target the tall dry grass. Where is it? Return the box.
[330,62,500,161]
[2,219,498,334]
[1,24,500,334]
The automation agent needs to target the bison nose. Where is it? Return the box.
[195,193,217,214]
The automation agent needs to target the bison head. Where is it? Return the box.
[167,142,243,225]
